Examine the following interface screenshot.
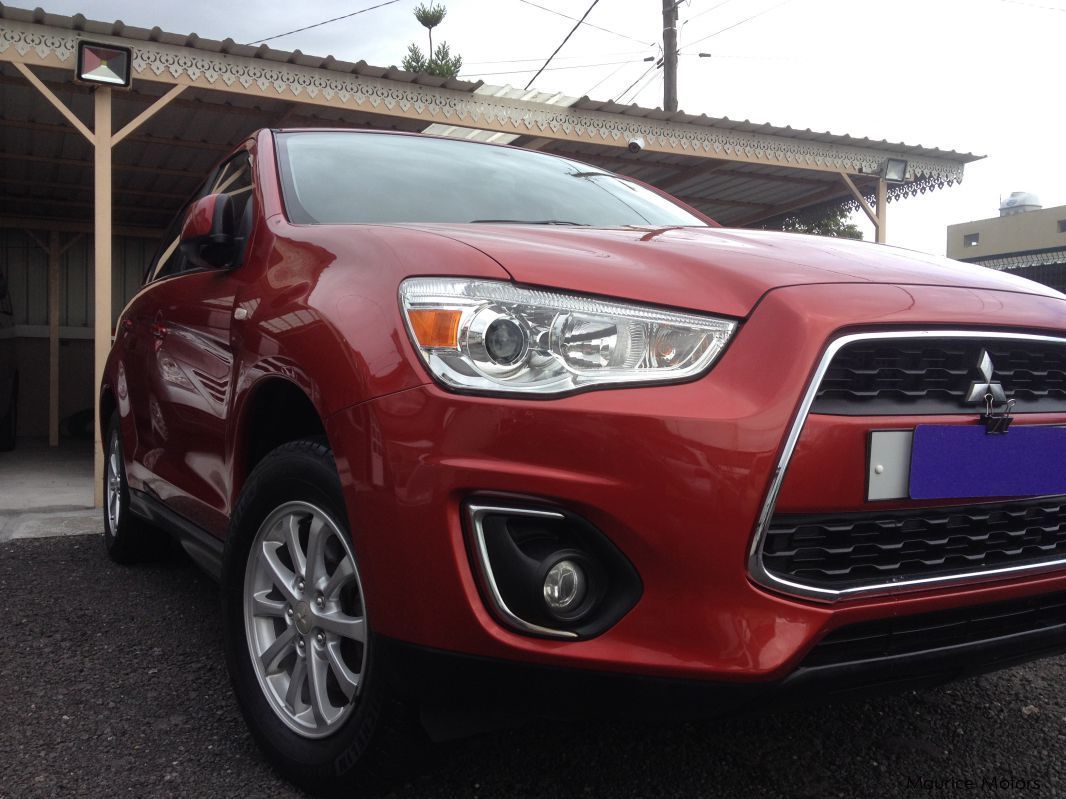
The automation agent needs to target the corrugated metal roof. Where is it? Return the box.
[571,97,983,163]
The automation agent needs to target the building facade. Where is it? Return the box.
[947,196,1066,292]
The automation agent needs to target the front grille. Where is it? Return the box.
[763,497,1066,591]
[813,337,1066,415]
[803,591,1066,667]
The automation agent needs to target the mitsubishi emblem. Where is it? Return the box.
[965,349,1007,405]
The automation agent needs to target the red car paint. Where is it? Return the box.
[101,129,1066,686]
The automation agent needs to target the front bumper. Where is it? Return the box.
[384,589,1066,726]
[326,282,1066,683]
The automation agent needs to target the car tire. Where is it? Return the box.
[0,371,17,452]
[222,439,423,797]
[103,410,166,562]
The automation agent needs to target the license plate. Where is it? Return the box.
[909,424,1066,500]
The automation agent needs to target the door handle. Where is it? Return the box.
[150,322,168,340]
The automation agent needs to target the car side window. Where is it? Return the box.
[146,151,255,284]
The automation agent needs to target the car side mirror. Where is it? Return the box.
[179,193,238,269]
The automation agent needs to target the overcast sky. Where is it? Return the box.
[35,0,1066,253]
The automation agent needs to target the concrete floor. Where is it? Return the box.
[0,438,98,542]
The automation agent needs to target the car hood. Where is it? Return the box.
[408,224,1063,318]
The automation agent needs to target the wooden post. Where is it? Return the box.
[48,230,60,447]
[92,87,112,508]
[876,178,888,244]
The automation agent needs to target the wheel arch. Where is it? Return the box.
[230,375,330,503]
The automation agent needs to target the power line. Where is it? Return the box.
[613,61,657,103]
[580,59,641,97]
[680,0,738,29]
[518,0,655,46]
[679,0,797,51]
[997,0,1066,10]
[245,0,401,45]
[464,48,650,66]
[629,70,664,106]
[524,0,602,89]
[464,57,644,78]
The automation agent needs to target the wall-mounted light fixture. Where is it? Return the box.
[76,41,132,88]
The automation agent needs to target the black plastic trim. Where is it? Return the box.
[128,489,224,580]
[380,599,1066,730]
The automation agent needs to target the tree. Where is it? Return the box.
[765,202,863,239]
[415,2,446,57]
[401,3,463,78]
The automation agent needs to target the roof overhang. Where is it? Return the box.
[0,5,982,230]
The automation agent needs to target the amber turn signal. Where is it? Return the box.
[408,309,462,348]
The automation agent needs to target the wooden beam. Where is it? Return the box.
[113,84,188,146]
[48,230,60,447]
[876,177,887,244]
[92,87,112,508]
[11,62,94,143]
[838,171,878,228]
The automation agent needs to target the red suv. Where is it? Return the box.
[101,129,1066,795]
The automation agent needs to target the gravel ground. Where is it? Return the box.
[2,534,1065,799]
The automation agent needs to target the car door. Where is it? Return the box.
[136,153,257,537]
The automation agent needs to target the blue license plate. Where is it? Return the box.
[909,424,1066,500]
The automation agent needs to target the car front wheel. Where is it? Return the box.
[222,439,421,796]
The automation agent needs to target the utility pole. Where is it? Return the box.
[662,0,679,112]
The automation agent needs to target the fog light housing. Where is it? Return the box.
[543,558,588,617]
[466,500,642,639]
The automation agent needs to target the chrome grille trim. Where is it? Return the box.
[748,329,1066,603]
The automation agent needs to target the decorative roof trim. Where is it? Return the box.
[0,16,970,184]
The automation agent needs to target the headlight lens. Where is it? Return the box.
[400,278,737,395]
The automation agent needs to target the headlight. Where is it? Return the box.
[400,278,736,395]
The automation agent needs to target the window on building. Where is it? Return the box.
[1058,220,1066,234]
[963,233,980,247]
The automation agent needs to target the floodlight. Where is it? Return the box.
[76,41,132,88]
[882,158,908,183]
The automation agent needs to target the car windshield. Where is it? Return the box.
[275,131,708,228]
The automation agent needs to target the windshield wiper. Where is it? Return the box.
[469,219,589,226]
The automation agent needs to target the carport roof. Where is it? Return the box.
[0,3,982,231]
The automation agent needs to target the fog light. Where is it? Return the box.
[543,559,587,615]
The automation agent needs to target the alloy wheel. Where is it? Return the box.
[106,430,123,532]
[243,501,368,738]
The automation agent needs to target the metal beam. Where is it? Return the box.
[0,192,176,216]
[0,217,163,238]
[0,118,231,153]
[656,160,730,192]
[0,151,205,179]
[0,175,188,201]
[674,195,773,210]
[730,184,853,228]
